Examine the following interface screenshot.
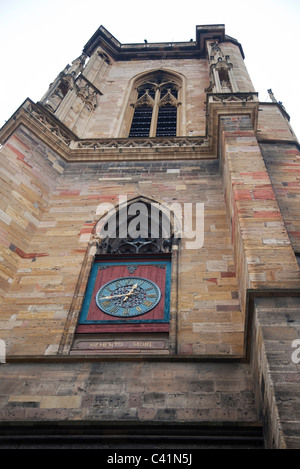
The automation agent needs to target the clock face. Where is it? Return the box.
[96,277,161,318]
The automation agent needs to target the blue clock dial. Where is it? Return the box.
[96,277,161,318]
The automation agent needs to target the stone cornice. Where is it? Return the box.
[82,24,244,60]
[0,96,263,162]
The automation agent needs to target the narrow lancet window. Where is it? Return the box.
[129,105,153,137]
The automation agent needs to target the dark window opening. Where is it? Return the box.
[160,86,178,100]
[218,69,231,91]
[128,76,179,137]
[137,86,156,100]
[58,80,70,98]
[129,106,152,137]
[156,105,177,136]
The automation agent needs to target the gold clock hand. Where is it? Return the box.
[98,284,138,301]
[98,292,130,300]
[123,283,138,302]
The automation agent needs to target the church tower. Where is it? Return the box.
[0,24,299,449]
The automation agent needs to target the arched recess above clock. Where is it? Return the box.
[93,195,181,255]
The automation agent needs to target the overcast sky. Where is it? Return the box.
[1,0,299,140]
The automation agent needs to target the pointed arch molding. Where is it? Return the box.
[93,195,181,254]
[116,68,187,138]
[59,196,180,356]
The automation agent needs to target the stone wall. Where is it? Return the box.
[0,26,299,448]
[54,39,250,141]
[0,359,258,427]
[260,141,300,253]
[0,127,65,301]
[0,125,245,358]
[251,296,300,449]
[220,115,300,313]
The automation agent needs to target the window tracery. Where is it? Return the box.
[128,73,181,137]
[95,197,177,255]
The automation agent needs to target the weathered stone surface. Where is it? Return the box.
[252,297,300,449]
[0,24,299,449]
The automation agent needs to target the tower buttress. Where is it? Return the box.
[205,40,238,93]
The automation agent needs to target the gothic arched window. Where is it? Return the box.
[128,72,182,138]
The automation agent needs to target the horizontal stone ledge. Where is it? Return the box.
[2,354,248,363]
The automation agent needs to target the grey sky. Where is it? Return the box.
[1,0,299,139]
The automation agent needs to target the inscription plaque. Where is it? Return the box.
[71,338,169,354]
[76,340,166,350]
